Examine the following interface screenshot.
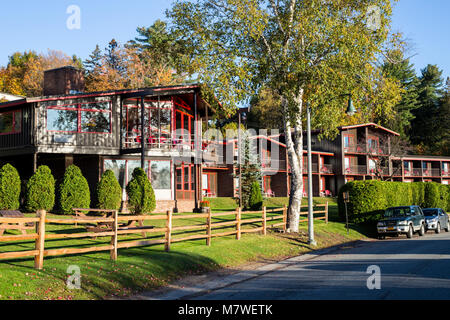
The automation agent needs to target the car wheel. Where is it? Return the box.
[445,220,450,232]
[378,235,385,240]
[419,224,425,236]
[406,225,413,239]
[435,222,441,234]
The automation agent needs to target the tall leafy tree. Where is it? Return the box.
[168,0,402,233]
[435,77,450,155]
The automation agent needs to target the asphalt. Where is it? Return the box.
[134,230,450,300]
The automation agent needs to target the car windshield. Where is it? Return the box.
[423,209,438,217]
[384,207,411,218]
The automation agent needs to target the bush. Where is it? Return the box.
[25,165,55,212]
[59,165,91,215]
[0,163,21,210]
[126,167,155,215]
[424,182,440,208]
[338,181,450,224]
[248,181,263,211]
[200,200,210,208]
[96,170,122,210]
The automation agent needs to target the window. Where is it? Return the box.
[344,134,354,148]
[47,101,111,133]
[151,161,171,190]
[104,159,171,191]
[0,110,21,134]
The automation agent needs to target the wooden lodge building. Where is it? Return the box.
[0,66,449,213]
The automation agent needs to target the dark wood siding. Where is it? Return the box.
[0,104,33,153]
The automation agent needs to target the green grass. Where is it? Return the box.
[0,197,367,300]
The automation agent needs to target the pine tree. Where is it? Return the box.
[410,64,445,151]
[84,45,102,74]
[380,50,419,139]
[234,132,262,210]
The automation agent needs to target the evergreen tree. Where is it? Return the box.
[435,77,450,155]
[234,132,262,210]
[84,44,102,74]
[25,165,55,212]
[410,65,445,152]
[380,50,419,138]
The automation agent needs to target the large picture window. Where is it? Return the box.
[47,101,111,133]
[0,110,21,135]
[104,159,171,191]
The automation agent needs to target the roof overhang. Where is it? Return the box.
[339,123,400,136]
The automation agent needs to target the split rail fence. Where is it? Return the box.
[0,203,328,270]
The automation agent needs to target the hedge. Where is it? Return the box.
[25,165,56,212]
[0,164,21,210]
[338,181,450,224]
[96,170,122,210]
[126,167,155,215]
[59,165,91,215]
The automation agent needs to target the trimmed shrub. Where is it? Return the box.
[338,181,387,224]
[0,163,21,210]
[126,167,155,215]
[25,165,55,212]
[338,181,450,224]
[96,170,122,210]
[248,181,263,211]
[424,182,440,208]
[59,165,91,215]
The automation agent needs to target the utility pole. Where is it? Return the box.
[306,103,317,246]
[238,112,242,208]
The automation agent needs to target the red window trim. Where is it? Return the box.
[0,110,22,136]
[46,101,112,134]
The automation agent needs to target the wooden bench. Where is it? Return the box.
[0,210,35,236]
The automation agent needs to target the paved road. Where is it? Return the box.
[144,231,450,300]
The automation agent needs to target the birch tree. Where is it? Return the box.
[168,0,402,232]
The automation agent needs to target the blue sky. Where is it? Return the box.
[0,0,449,80]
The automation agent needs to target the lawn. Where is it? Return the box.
[0,197,367,300]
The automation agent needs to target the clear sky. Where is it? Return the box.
[0,0,448,80]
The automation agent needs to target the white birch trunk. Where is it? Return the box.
[282,90,304,233]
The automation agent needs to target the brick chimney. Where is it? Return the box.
[43,66,85,96]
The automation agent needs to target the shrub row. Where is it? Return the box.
[338,181,450,224]
[0,163,155,215]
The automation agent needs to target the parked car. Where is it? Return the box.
[377,206,426,239]
[423,208,450,234]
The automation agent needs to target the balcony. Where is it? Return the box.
[344,165,367,175]
[368,167,390,176]
[443,170,450,178]
[344,144,389,155]
[423,168,442,177]
[405,169,423,177]
[319,164,335,174]
[262,160,287,171]
[302,163,319,174]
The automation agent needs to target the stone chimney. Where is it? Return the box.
[43,66,85,96]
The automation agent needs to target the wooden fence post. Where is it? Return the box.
[325,202,329,224]
[206,208,212,246]
[236,208,241,240]
[262,207,267,236]
[110,210,118,261]
[283,205,287,233]
[165,209,172,252]
[34,210,46,270]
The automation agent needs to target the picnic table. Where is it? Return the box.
[73,208,152,238]
[0,210,35,236]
